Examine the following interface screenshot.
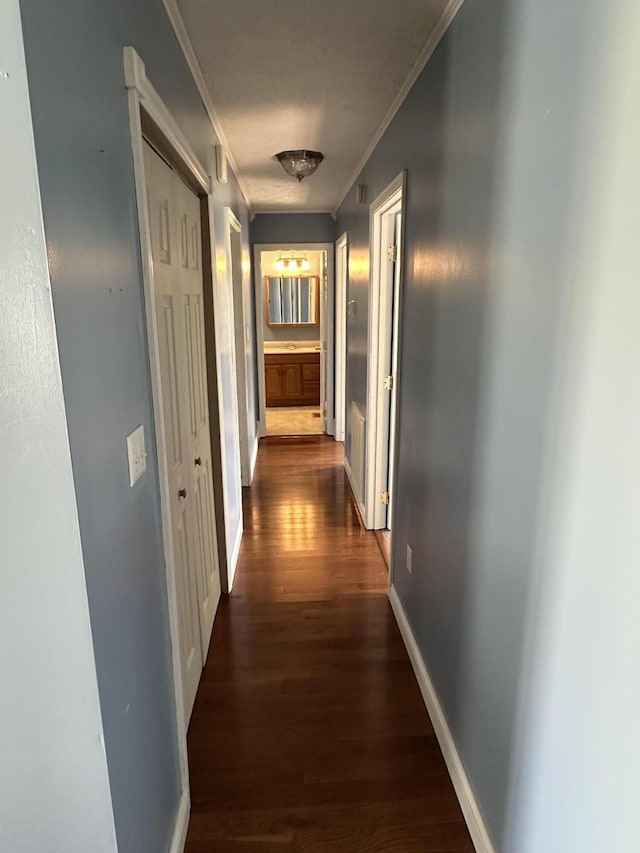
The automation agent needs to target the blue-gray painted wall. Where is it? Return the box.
[336,0,598,844]
[19,1,250,850]
[251,213,335,245]
[251,214,335,343]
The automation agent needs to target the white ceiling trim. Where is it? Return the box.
[162,0,253,213]
[334,0,465,213]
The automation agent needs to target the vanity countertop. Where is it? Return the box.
[264,341,321,355]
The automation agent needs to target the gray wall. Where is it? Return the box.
[19,1,250,850]
[251,217,334,347]
[1,4,116,848]
[336,0,616,846]
[250,212,335,245]
[504,2,640,849]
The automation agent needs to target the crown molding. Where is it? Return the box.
[334,0,464,212]
[162,0,253,214]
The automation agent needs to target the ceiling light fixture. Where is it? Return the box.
[275,150,324,182]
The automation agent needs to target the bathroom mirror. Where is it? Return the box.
[265,276,319,326]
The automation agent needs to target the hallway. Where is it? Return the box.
[184,437,473,851]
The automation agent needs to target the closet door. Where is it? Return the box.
[174,174,221,659]
[143,142,211,723]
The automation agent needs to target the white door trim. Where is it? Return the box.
[224,207,252,486]
[364,172,406,532]
[253,242,334,437]
[334,232,348,443]
[124,45,212,841]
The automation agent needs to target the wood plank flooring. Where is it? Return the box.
[185,436,473,852]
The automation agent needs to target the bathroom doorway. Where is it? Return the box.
[253,244,334,438]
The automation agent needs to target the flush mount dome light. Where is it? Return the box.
[275,150,324,182]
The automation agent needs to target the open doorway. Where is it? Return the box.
[253,243,334,438]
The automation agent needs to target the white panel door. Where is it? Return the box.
[144,142,202,721]
[374,203,402,531]
[335,235,348,443]
[212,223,243,586]
[319,253,327,432]
[386,211,402,531]
[143,142,221,721]
[174,174,221,659]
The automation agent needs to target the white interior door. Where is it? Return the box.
[228,213,251,486]
[374,210,397,529]
[335,234,348,443]
[144,141,221,722]
[386,211,402,530]
[174,174,221,659]
[319,252,327,431]
[367,180,404,531]
[213,223,243,586]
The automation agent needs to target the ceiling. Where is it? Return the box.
[173,0,456,213]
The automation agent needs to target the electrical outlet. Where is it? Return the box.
[406,544,413,574]
[126,424,147,487]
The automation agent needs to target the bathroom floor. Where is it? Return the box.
[266,406,323,436]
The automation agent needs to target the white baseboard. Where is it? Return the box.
[343,456,368,526]
[388,584,496,853]
[168,789,190,853]
[249,433,259,482]
[227,519,243,591]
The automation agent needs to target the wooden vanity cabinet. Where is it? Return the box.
[265,352,320,407]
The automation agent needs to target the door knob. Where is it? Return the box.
[194,457,202,466]
[178,488,187,500]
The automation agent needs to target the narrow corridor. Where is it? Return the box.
[184,436,472,851]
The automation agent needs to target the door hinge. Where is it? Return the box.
[383,375,394,391]
[381,490,390,505]
[387,245,397,262]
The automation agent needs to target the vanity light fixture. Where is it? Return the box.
[275,253,311,273]
[275,150,324,182]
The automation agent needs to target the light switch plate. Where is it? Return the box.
[126,424,147,487]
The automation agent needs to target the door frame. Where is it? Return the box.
[364,172,406,537]
[253,242,335,437]
[124,46,218,851]
[224,207,255,486]
[334,232,348,443]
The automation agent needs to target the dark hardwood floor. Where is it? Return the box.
[185,435,473,852]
